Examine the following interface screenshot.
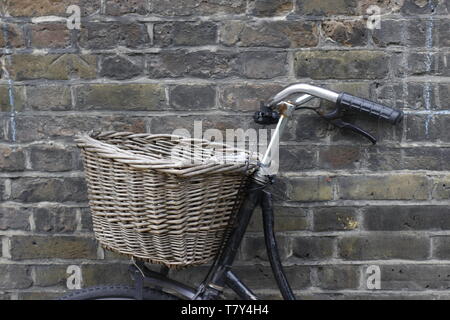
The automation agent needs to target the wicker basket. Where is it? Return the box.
[76,131,258,267]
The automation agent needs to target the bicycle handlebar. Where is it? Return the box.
[336,93,403,125]
[258,83,404,145]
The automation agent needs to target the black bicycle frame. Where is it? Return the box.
[129,179,296,300]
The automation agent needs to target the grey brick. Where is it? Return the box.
[154,22,217,47]
[295,50,390,80]
[9,177,88,202]
[316,265,360,290]
[10,235,98,260]
[0,265,32,289]
[29,145,74,172]
[0,207,31,231]
[100,55,144,80]
[26,85,72,111]
[338,235,430,260]
[292,236,335,260]
[0,145,26,172]
[364,206,450,231]
[34,207,78,233]
[376,264,450,290]
[247,0,293,16]
[313,207,359,232]
[169,85,216,110]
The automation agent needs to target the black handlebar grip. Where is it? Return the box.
[337,93,404,125]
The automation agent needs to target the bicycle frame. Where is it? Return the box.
[127,85,346,300]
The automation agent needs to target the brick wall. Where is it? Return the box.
[0,0,449,300]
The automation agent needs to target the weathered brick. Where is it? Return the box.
[402,147,442,170]
[338,174,429,200]
[0,145,26,171]
[295,0,357,15]
[247,206,310,232]
[10,236,98,260]
[0,23,25,48]
[34,265,68,287]
[372,20,406,47]
[0,265,32,289]
[26,85,72,111]
[10,54,97,80]
[321,20,368,47]
[428,115,450,142]
[401,0,440,15]
[404,114,429,142]
[432,176,450,200]
[147,50,239,79]
[220,21,319,48]
[13,115,146,142]
[148,50,287,79]
[248,0,293,16]
[313,207,359,232]
[154,22,217,47]
[295,51,390,80]
[289,176,334,202]
[169,85,216,110]
[279,146,316,171]
[438,83,450,109]
[218,83,284,111]
[435,19,450,47]
[406,20,428,47]
[18,292,62,300]
[0,207,31,231]
[240,236,291,262]
[401,52,439,76]
[376,264,450,290]
[80,23,149,49]
[238,51,288,79]
[75,84,165,111]
[100,55,144,80]
[81,264,133,286]
[148,0,246,16]
[318,145,362,170]
[80,207,93,231]
[30,23,70,49]
[338,235,430,260]
[9,177,87,202]
[0,85,25,112]
[365,147,403,171]
[34,207,78,233]
[436,53,450,76]
[364,206,450,231]
[316,265,360,289]
[29,145,74,172]
[105,0,149,15]
[292,236,335,260]
[0,180,5,201]
[232,265,311,290]
[433,237,450,259]
[405,82,437,110]
[8,0,100,17]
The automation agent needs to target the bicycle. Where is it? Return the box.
[60,83,403,300]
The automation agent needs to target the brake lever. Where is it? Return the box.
[319,105,377,144]
[330,119,377,145]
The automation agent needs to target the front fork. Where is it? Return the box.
[201,183,296,300]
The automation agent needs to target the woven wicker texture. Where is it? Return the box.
[76,131,258,267]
